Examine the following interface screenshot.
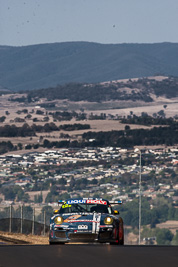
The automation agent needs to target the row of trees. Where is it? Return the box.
[41,124,178,148]
[0,185,29,202]
[1,124,177,154]
[49,111,87,121]
[59,123,90,131]
[120,114,176,126]
[0,122,91,137]
[82,124,178,147]
[141,227,177,245]
[118,197,178,228]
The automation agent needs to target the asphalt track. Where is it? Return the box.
[0,245,177,267]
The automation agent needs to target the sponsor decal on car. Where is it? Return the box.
[68,219,96,223]
[66,199,107,205]
[78,225,88,230]
[61,213,93,217]
[86,200,107,205]
[100,225,113,228]
[62,203,71,208]
[64,214,81,222]
[75,230,91,233]
[67,199,86,204]
[55,224,69,228]
[92,213,101,233]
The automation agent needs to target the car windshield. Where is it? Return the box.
[59,203,112,214]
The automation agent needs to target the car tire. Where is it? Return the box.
[110,217,124,245]
[118,217,124,245]
[110,227,120,245]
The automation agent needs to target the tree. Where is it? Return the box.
[141,112,148,117]
[157,110,165,118]
[59,192,70,199]
[25,114,32,119]
[25,144,32,150]
[21,206,33,220]
[171,231,178,245]
[1,185,29,202]
[43,139,50,148]
[70,177,75,188]
[17,143,23,150]
[2,187,16,200]
[156,229,173,245]
[34,193,43,203]
[43,116,49,122]
[125,125,130,131]
[36,110,44,115]
[39,206,54,224]
[0,116,6,122]
[58,178,67,185]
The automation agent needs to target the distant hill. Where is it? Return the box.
[9,76,177,103]
[1,42,178,91]
[0,85,12,95]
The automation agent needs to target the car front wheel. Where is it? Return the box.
[118,217,124,245]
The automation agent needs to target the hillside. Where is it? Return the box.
[11,76,177,103]
[1,42,178,91]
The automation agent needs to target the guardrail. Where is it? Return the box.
[0,204,50,235]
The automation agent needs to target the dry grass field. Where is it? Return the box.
[0,92,177,152]
[26,190,50,203]
[0,118,157,150]
[90,102,178,118]
[156,221,178,235]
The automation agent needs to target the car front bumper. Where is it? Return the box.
[49,227,115,244]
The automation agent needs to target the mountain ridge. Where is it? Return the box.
[1,42,178,91]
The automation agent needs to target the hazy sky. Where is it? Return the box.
[1,0,178,46]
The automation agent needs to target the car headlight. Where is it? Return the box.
[104,216,113,225]
[54,216,64,224]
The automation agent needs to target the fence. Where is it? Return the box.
[0,204,51,235]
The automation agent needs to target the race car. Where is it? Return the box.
[49,198,124,245]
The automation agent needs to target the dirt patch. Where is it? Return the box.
[156,220,178,234]
[26,190,50,203]
[126,232,138,245]
[0,231,49,245]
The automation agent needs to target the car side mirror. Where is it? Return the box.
[114,210,119,215]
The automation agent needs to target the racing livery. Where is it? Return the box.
[49,198,124,245]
